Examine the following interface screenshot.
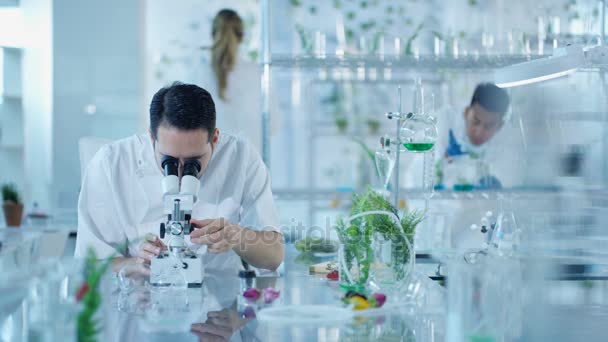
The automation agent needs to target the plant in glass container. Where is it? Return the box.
[336,188,424,290]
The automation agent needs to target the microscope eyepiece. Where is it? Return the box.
[183,159,202,177]
[161,156,179,176]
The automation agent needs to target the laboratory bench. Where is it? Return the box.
[0,243,447,342]
[98,244,446,341]
[4,239,608,341]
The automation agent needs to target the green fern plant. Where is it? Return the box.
[336,187,425,283]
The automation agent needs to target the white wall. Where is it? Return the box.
[16,0,143,215]
[21,0,53,211]
[50,0,142,212]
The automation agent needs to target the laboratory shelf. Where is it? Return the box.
[273,187,562,202]
[270,53,540,71]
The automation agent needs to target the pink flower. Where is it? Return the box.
[371,293,386,308]
[243,288,260,302]
[262,288,281,304]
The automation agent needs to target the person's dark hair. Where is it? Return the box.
[149,82,216,141]
[470,83,510,116]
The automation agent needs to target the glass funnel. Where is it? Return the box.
[374,137,396,191]
[399,114,438,153]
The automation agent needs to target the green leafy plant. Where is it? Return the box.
[335,117,349,133]
[77,242,130,342]
[2,183,21,204]
[295,237,339,253]
[248,50,259,62]
[77,249,113,342]
[295,23,313,54]
[336,188,425,285]
[405,23,424,55]
[366,118,381,134]
[435,160,444,185]
[431,30,444,41]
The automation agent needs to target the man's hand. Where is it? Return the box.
[190,218,243,254]
[137,233,167,264]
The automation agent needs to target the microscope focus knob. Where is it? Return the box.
[169,222,183,235]
[160,223,166,239]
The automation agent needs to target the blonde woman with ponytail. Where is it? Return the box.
[211,9,243,101]
[199,9,280,153]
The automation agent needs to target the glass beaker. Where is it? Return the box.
[337,210,415,292]
[399,114,438,153]
[370,233,405,292]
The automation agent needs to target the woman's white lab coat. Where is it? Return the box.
[75,133,281,271]
[194,59,281,153]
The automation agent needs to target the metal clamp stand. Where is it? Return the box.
[385,86,412,208]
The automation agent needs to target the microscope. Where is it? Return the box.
[150,156,204,287]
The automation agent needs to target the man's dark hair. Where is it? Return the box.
[149,82,216,140]
[470,83,510,116]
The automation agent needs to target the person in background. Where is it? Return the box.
[199,9,280,153]
[437,83,510,189]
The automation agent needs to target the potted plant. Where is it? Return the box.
[2,183,23,227]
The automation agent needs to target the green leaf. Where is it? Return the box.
[346,29,355,40]
[248,50,259,62]
[351,137,379,179]
[405,23,424,55]
[432,30,444,40]
[1,183,20,204]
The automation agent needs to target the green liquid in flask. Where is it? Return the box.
[403,143,434,152]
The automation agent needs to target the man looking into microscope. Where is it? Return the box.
[75,82,284,272]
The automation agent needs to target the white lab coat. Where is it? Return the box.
[75,133,281,271]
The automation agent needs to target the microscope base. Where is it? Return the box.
[150,256,204,287]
